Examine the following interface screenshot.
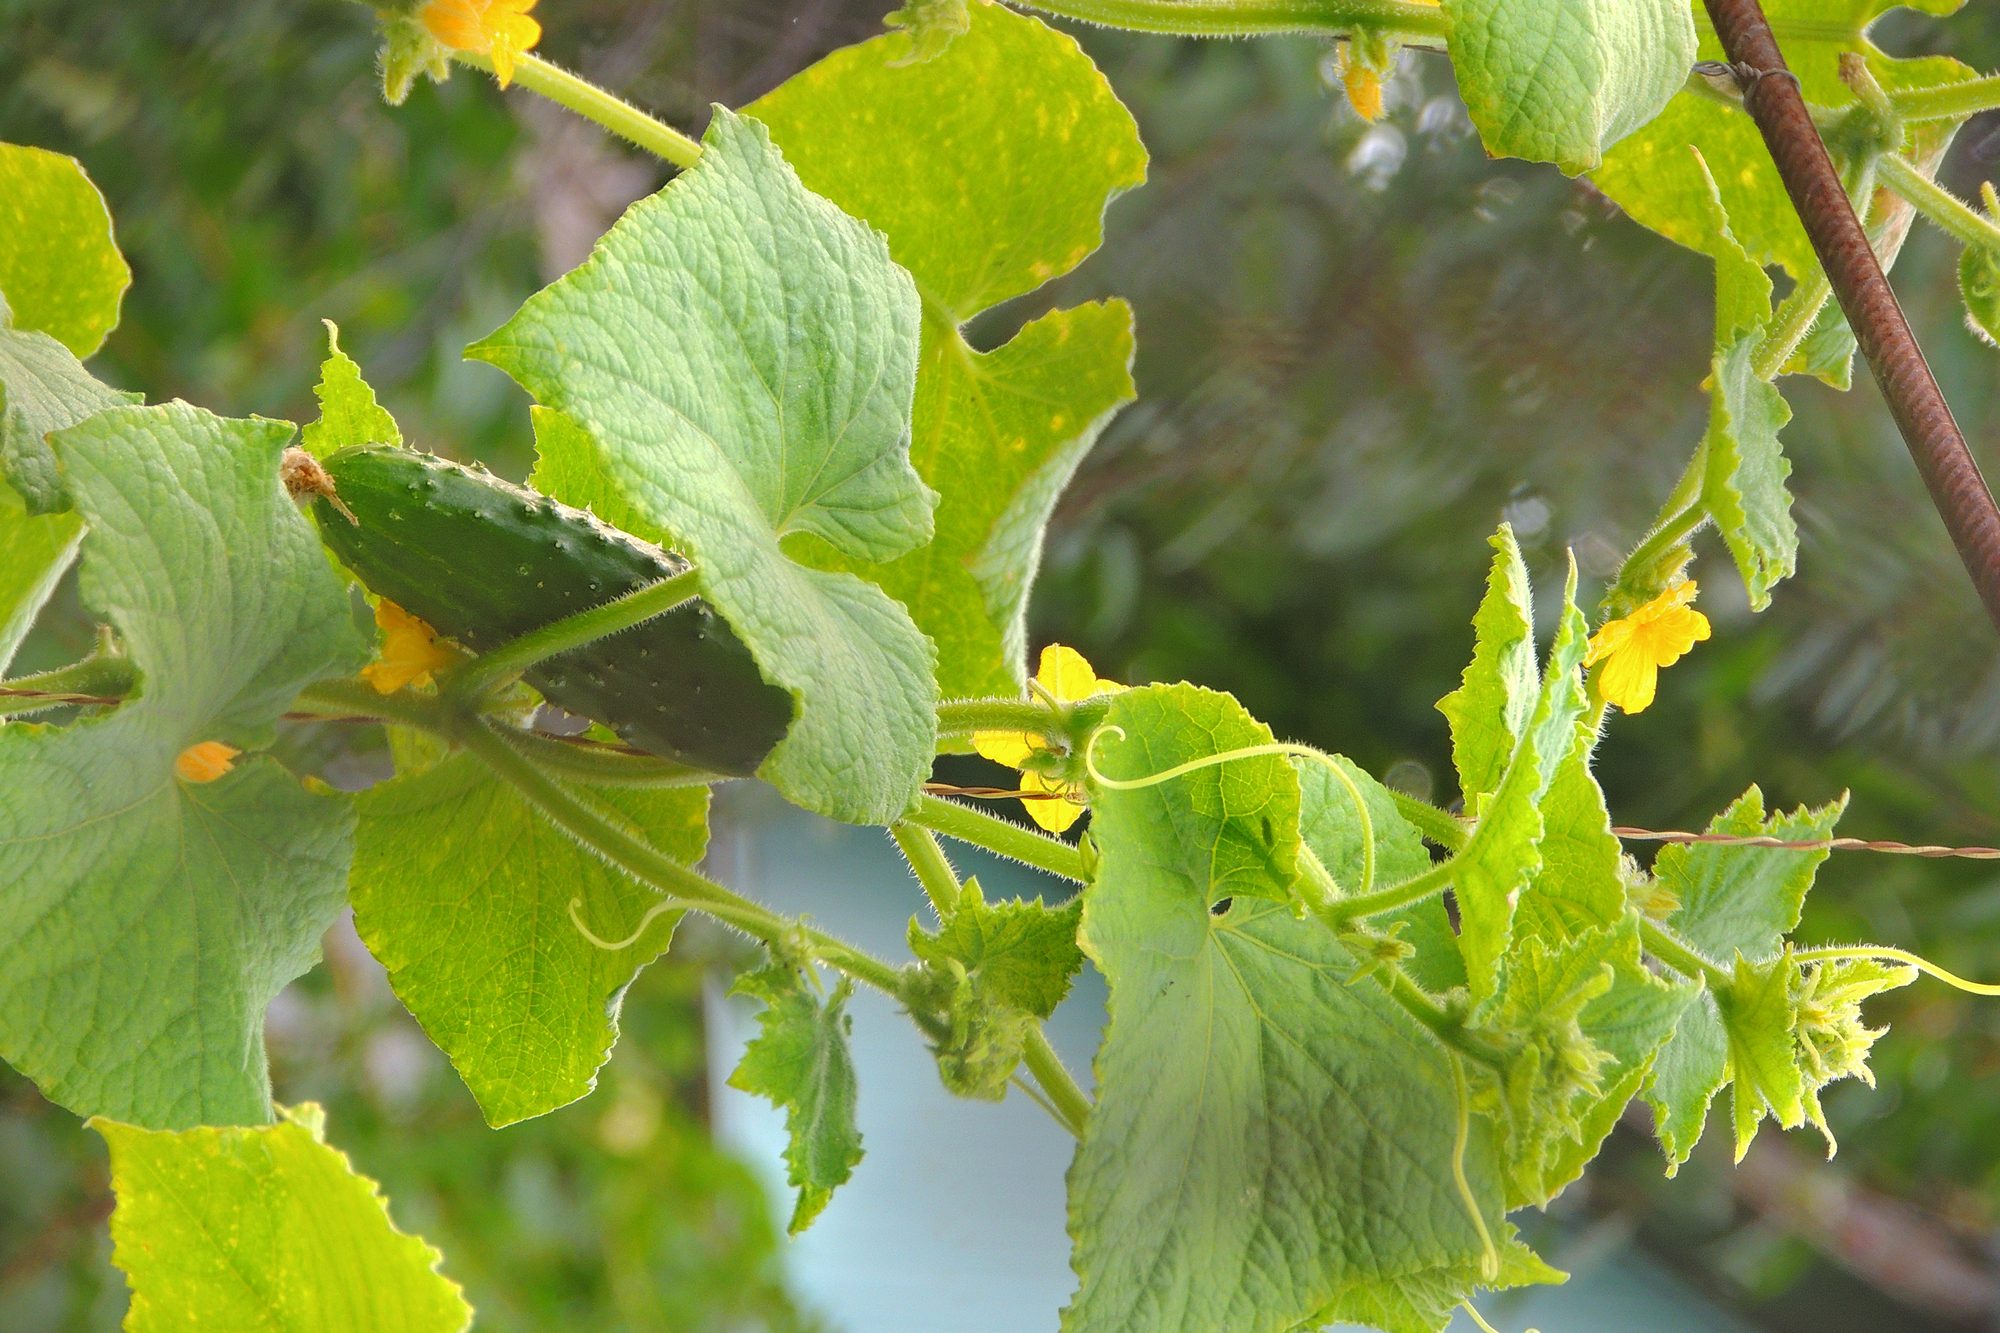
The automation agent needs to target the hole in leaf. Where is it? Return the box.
[1210,897,1234,917]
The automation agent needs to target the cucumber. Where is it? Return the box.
[313,444,793,776]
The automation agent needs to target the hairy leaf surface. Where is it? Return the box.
[351,752,709,1126]
[98,1104,471,1332]
[0,404,365,1127]
[478,109,935,825]
[728,962,864,1233]
[748,0,1144,696]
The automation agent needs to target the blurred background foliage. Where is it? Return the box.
[5,0,2000,1328]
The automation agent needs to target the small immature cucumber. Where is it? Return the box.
[315,444,793,775]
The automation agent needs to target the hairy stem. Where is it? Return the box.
[505,731,720,788]
[1637,915,1732,990]
[0,653,138,718]
[907,794,1089,883]
[462,718,908,995]
[445,569,700,702]
[893,821,966,920]
[1021,1027,1092,1136]
[1323,855,1455,924]
[1388,790,1469,852]
[1012,0,1450,41]
[1891,73,2000,125]
[935,697,1067,741]
[1877,153,2000,253]
[453,50,703,167]
[290,675,464,733]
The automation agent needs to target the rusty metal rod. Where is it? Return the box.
[1702,0,2000,635]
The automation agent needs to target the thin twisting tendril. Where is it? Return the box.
[1082,725,1376,895]
[569,896,685,951]
[1448,1053,1501,1281]
[1792,945,2000,996]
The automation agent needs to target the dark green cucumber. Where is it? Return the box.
[315,444,792,775]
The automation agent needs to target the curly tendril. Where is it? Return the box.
[1082,724,1377,896]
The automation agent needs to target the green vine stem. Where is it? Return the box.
[935,697,1069,740]
[0,651,137,719]
[446,568,701,702]
[1322,855,1456,925]
[1636,914,1732,990]
[1792,945,2000,995]
[1891,74,2000,125]
[1878,152,2000,253]
[1013,0,1450,41]
[1020,1027,1093,1136]
[451,49,703,167]
[893,821,968,921]
[906,793,1090,883]
[506,731,719,788]
[459,716,909,996]
[1388,790,1469,852]
[291,675,464,733]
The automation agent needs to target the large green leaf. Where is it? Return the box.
[1070,684,1540,1332]
[477,109,936,825]
[1442,0,1696,172]
[1644,988,1729,1173]
[0,403,366,1127]
[748,0,1144,696]
[1693,157,1798,610]
[1437,524,1537,808]
[350,752,709,1127]
[1451,561,1590,998]
[97,1104,471,1331]
[1659,785,1845,963]
[1592,1,1975,283]
[0,143,130,358]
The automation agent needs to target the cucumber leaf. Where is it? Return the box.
[1437,523,1537,808]
[727,961,864,1234]
[748,0,1144,697]
[303,318,402,457]
[0,403,366,1127]
[1070,683,1542,1332]
[1592,0,1976,284]
[0,142,130,358]
[1442,0,1696,172]
[96,1104,471,1332]
[478,109,937,825]
[1513,736,1627,948]
[1657,785,1846,964]
[350,752,709,1127]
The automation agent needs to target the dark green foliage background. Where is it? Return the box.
[5,1,2000,1327]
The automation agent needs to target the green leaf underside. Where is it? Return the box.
[1437,523,1537,807]
[1452,559,1591,1000]
[0,306,136,667]
[303,318,402,457]
[350,753,709,1127]
[1296,752,1466,993]
[1659,785,1846,963]
[1645,987,1729,1172]
[482,109,936,826]
[1693,157,1797,610]
[727,963,864,1234]
[0,142,131,358]
[1592,0,1976,285]
[747,0,1145,697]
[1071,684,1542,1333]
[1442,0,1697,172]
[0,404,366,1127]
[97,1104,471,1332]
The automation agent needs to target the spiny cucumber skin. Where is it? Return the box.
[316,445,792,776]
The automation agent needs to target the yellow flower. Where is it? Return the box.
[174,741,240,784]
[1339,49,1385,123]
[973,645,1124,834]
[361,599,455,695]
[1585,580,1711,714]
[421,0,541,88]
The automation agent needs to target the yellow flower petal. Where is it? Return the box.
[1588,580,1709,714]
[972,730,1035,768]
[174,741,241,784]
[1034,643,1123,703]
[360,599,454,695]
[419,0,540,88]
[1341,56,1385,122]
[1019,769,1085,834]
